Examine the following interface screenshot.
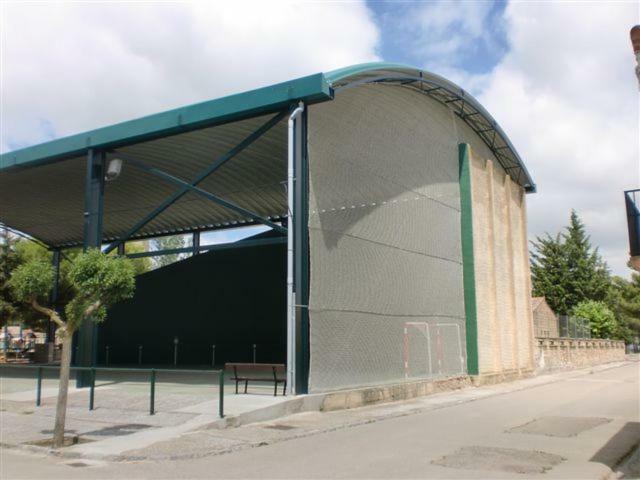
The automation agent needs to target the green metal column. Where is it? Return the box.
[294,108,310,393]
[76,149,106,388]
[459,143,479,376]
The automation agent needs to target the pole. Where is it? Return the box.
[138,345,143,365]
[105,345,110,365]
[173,337,178,366]
[252,344,256,363]
[218,371,224,418]
[89,368,95,410]
[287,102,304,395]
[211,345,216,367]
[77,149,105,388]
[36,367,43,407]
[149,369,156,415]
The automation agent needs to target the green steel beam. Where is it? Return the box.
[1,73,332,172]
[77,149,105,388]
[459,143,479,376]
[103,110,287,254]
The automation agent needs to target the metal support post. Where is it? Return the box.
[36,367,43,407]
[218,371,224,418]
[149,369,156,415]
[293,107,310,394]
[192,232,200,256]
[76,149,106,388]
[89,368,96,410]
[117,242,125,256]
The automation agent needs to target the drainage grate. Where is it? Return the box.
[432,446,565,475]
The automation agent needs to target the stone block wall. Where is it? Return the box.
[535,338,625,372]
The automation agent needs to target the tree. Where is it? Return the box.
[607,274,640,341]
[0,227,21,327]
[531,211,610,314]
[151,235,187,269]
[571,300,619,339]
[9,249,135,447]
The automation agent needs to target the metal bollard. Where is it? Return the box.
[89,368,96,410]
[252,344,257,363]
[211,344,216,367]
[36,366,43,407]
[173,337,179,366]
[105,345,110,365]
[218,370,224,418]
[149,369,156,415]
[138,345,143,365]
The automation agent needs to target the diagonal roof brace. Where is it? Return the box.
[115,152,287,236]
[103,109,288,254]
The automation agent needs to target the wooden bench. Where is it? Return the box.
[225,363,286,396]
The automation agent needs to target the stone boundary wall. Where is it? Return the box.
[535,338,625,372]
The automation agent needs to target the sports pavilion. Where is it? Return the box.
[0,63,537,394]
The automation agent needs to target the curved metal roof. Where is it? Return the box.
[326,63,535,193]
[0,62,534,248]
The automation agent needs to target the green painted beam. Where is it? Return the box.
[459,143,479,376]
[0,73,332,172]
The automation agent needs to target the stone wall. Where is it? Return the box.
[535,338,625,372]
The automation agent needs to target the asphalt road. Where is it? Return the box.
[2,362,638,479]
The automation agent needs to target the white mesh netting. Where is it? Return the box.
[306,85,467,392]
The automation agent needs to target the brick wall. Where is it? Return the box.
[532,298,559,338]
[535,338,625,372]
[470,149,535,375]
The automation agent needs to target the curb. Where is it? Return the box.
[2,360,633,462]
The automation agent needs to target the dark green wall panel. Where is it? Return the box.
[98,243,286,366]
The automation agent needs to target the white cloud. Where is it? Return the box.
[477,2,639,277]
[0,1,379,152]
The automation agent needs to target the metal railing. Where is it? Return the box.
[0,365,224,417]
[625,189,640,257]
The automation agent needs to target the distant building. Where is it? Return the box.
[532,297,559,338]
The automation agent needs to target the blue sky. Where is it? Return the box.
[368,0,508,75]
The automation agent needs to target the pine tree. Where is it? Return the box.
[531,211,610,315]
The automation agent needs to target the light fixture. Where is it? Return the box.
[105,158,123,181]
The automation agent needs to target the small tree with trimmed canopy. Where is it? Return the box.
[9,249,135,447]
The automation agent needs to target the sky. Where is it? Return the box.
[1,0,638,276]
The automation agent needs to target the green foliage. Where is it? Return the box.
[571,300,618,339]
[531,211,610,314]
[0,228,21,325]
[125,241,152,275]
[151,235,187,269]
[607,274,640,342]
[7,261,54,303]
[64,249,135,330]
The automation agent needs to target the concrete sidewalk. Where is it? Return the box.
[1,360,638,479]
[1,359,635,465]
[0,373,290,455]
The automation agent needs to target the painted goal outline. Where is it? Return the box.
[403,322,465,379]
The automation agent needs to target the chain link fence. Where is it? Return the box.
[558,315,591,339]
